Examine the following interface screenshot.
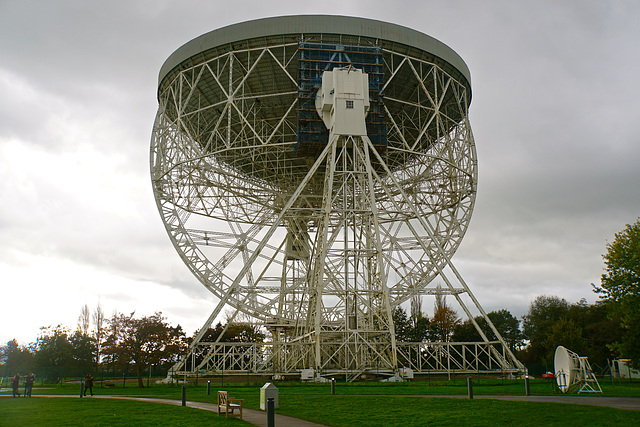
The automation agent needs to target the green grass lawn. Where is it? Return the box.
[0,397,248,426]
[276,395,640,426]
[2,378,640,426]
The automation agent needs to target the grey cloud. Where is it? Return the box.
[1,0,639,343]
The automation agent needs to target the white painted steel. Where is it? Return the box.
[554,346,602,393]
[151,15,524,379]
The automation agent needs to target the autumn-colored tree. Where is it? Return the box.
[103,312,185,387]
[431,292,460,342]
[432,306,460,342]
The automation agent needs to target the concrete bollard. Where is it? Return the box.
[467,377,473,399]
[267,397,275,427]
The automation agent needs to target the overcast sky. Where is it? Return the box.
[1,1,639,346]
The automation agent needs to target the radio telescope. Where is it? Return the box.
[554,346,602,393]
[151,15,524,380]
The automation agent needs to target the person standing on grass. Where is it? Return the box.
[24,373,35,397]
[84,373,94,396]
[12,374,20,397]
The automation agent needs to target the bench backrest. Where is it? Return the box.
[218,390,229,406]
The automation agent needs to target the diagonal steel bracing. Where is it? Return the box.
[151,25,525,381]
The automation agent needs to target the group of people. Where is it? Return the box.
[9,372,94,397]
[11,373,35,397]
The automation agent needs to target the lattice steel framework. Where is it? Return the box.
[150,16,524,380]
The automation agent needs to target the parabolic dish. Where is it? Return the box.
[150,15,479,319]
[554,345,577,393]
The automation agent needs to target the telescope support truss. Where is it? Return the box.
[151,34,525,381]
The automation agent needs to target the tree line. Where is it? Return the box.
[0,304,185,388]
[2,218,639,383]
[392,218,640,373]
[392,294,623,374]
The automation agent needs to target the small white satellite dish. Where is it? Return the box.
[554,346,576,393]
[554,346,602,394]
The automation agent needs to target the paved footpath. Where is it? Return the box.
[474,395,640,411]
[388,394,640,411]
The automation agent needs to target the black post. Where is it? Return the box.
[181,385,187,406]
[123,371,126,388]
[467,377,473,399]
[331,378,335,395]
[525,376,530,396]
[267,397,275,427]
[80,381,84,398]
[207,380,211,395]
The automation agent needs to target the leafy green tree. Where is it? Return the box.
[595,218,640,367]
[0,339,35,376]
[35,326,75,382]
[195,321,266,344]
[392,307,412,342]
[452,309,523,351]
[575,301,623,369]
[69,331,97,375]
[103,312,185,387]
[392,305,431,342]
[487,309,523,350]
[188,320,265,372]
[451,319,477,342]
[542,318,585,356]
[520,295,569,365]
[408,315,431,342]
[408,296,431,341]
[519,297,622,372]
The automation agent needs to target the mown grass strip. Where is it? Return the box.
[0,397,247,426]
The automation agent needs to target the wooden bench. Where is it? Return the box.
[217,390,243,419]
